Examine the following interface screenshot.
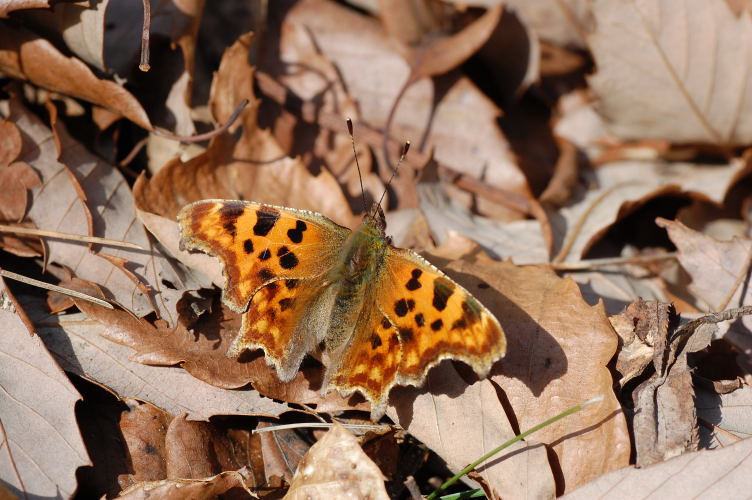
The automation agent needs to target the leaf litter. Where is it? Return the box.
[1,0,752,498]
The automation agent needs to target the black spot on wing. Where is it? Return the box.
[381,317,392,330]
[253,209,279,236]
[415,313,424,327]
[285,279,298,289]
[287,220,307,243]
[243,239,254,254]
[406,268,422,290]
[279,297,293,311]
[258,248,271,260]
[258,268,274,282]
[394,299,408,317]
[220,205,244,238]
[399,327,414,342]
[430,319,443,331]
[432,278,454,312]
[370,333,383,349]
[407,299,415,311]
[451,318,468,330]
[279,250,299,269]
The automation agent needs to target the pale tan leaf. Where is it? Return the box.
[0,282,90,499]
[284,423,389,500]
[588,0,752,145]
[116,468,253,500]
[562,437,752,499]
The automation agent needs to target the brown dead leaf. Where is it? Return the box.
[389,256,629,494]
[562,435,752,499]
[0,119,40,224]
[589,0,752,145]
[505,0,592,48]
[0,280,90,499]
[658,218,752,313]
[0,22,150,128]
[118,400,172,488]
[9,95,207,324]
[631,310,719,467]
[283,423,389,500]
[610,300,672,387]
[256,421,313,486]
[696,383,752,448]
[116,468,254,500]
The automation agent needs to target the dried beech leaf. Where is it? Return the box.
[118,400,172,487]
[589,0,752,145]
[562,437,752,499]
[0,282,90,499]
[284,423,389,500]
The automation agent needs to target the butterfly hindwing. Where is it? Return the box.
[382,248,506,385]
[178,199,350,312]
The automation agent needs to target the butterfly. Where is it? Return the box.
[178,199,506,419]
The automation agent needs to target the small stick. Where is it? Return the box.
[139,0,151,71]
[549,252,677,271]
[0,224,144,250]
[252,422,389,434]
[151,99,249,143]
[0,269,114,309]
[347,118,368,213]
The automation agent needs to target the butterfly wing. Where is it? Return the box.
[178,200,351,377]
[178,199,350,312]
[383,248,506,384]
[328,247,506,419]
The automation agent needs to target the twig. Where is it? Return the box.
[0,224,144,250]
[0,269,114,309]
[549,252,677,271]
[151,99,249,143]
[139,0,151,71]
[252,422,389,434]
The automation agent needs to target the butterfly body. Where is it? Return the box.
[178,199,506,419]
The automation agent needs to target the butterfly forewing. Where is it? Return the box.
[178,199,350,312]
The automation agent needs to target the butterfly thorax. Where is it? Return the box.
[321,213,389,348]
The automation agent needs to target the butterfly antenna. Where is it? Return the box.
[375,140,410,214]
[347,118,368,215]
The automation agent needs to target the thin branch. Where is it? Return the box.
[0,269,114,309]
[0,224,144,250]
[139,0,151,71]
[151,99,249,143]
[550,252,677,271]
[252,422,389,434]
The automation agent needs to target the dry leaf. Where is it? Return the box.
[283,423,389,500]
[696,383,752,448]
[116,468,253,500]
[0,281,90,499]
[118,400,172,488]
[589,0,752,145]
[562,436,752,499]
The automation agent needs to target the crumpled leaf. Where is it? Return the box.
[0,119,39,223]
[283,423,389,500]
[588,0,752,145]
[562,435,752,499]
[116,468,253,500]
[0,281,90,499]
[631,309,717,467]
